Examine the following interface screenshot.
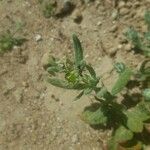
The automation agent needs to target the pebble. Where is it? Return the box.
[14,88,24,103]
[119,8,129,16]
[97,21,102,26]
[111,9,118,20]
[41,52,50,69]
[109,25,118,33]
[124,43,132,51]
[72,10,83,24]
[118,1,126,9]
[35,34,42,42]
[71,134,79,144]
[108,47,117,56]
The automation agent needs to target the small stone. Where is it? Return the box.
[108,47,117,56]
[118,1,126,9]
[109,25,118,33]
[14,88,24,103]
[71,134,79,144]
[72,10,83,24]
[97,21,102,26]
[41,52,50,69]
[35,34,42,42]
[124,43,132,51]
[22,81,29,88]
[111,9,118,20]
[117,44,123,50]
[119,8,129,16]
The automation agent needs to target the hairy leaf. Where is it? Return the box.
[82,104,107,125]
[86,64,97,79]
[111,67,132,95]
[114,126,133,143]
[74,91,84,101]
[72,34,84,68]
[48,78,86,90]
[125,27,142,50]
[143,88,150,101]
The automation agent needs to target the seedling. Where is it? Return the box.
[40,0,56,18]
[46,34,150,149]
[125,11,150,57]
[0,31,26,53]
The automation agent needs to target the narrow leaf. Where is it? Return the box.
[74,91,84,101]
[111,67,133,95]
[143,88,150,101]
[72,34,84,68]
[86,64,97,79]
[48,78,86,90]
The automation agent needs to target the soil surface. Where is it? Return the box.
[0,0,150,150]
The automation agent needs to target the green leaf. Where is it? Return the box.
[72,34,84,68]
[114,62,126,73]
[74,91,84,101]
[86,64,97,79]
[114,126,133,143]
[108,138,118,150]
[82,104,107,125]
[111,67,132,95]
[140,60,150,75]
[48,78,86,90]
[127,116,143,133]
[145,11,150,30]
[125,27,143,50]
[143,88,150,101]
[126,102,150,133]
[96,87,114,101]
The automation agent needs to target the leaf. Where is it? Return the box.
[82,104,107,125]
[96,87,114,101]
[48,77,86,90]
[126,102,150,133]
[108,138,118,150]
[74,91,84,101]
[124,27,142,50]
[72,34,84,68]
[145,11,150,30]
[143,88,150,101]
[114,62,126,73]
[127,117,143,133]
[114,126,133,143]
[111,67,133,95]
[140,60,150,75]
[86,64,97,79]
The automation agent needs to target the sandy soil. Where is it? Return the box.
[0,0,150,150]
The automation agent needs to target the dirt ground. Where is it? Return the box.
[0,0,150,150]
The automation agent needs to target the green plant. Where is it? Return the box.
[40,1,56,18]
[125,11,150,57]
[0,31,26,53]
[46,34,150,149]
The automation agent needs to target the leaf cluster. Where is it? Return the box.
[46,34,150,149]
[0,31,26,53]
[125,11,150,57]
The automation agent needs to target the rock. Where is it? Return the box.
[14,88,24,103]
[108,47,117,56]
[97,21,102,26]
[41,52,50,69]
[109,25,118,33]
[71,134,79,144]
[111,9,118,20]
[72,10,83,24]
[124,43,132,51]
[119,8,129,16]
[118,1,126,9]
[35,34,42,42]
